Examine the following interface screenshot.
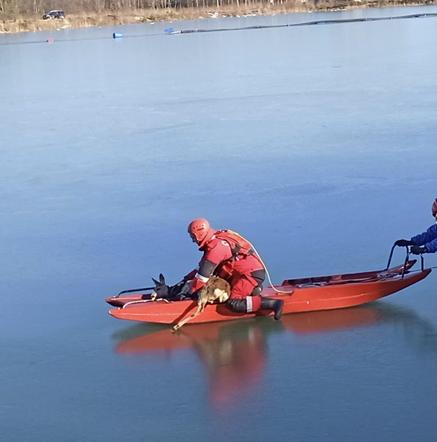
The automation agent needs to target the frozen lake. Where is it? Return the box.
[1,5,437,441]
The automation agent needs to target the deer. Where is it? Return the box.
[172,276,230,331]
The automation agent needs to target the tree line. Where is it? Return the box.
[1,0,336,17]
[1,0,413,18]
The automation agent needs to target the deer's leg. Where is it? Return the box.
[172,303,203,332]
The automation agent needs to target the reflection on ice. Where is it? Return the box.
[113,301,437,408]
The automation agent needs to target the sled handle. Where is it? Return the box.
[385,243,397,271]
[401,247,410,279]
[115,287,154,297]
[386,242,415,276]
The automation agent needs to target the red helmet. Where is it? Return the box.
[432,198,437,217]
[188,218,213,246]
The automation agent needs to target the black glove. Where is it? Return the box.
[410,245,427,255]
[395,239,413,247]
[167,281,187,299]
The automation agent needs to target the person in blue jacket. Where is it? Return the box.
[395,198,437,254]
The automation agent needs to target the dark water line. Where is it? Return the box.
[1,12,437,47]
[0,31,164,47]
[176,12,437,34]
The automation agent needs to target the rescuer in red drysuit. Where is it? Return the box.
[181,218,283,319]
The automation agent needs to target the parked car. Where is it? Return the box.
[42,10,65,20]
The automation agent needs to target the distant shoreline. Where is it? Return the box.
[0,1,436,34]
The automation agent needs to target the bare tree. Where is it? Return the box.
[0,0,358,19]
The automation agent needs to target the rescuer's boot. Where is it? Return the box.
[261,297,284,320]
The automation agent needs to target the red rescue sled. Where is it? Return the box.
[107,259,431,325]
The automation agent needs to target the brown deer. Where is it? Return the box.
[172,276,230,331]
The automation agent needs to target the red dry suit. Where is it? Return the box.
[186,230,266,313]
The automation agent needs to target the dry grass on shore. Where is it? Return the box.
[1,6,296,34]
[0,2,435,34]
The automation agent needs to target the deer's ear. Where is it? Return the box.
[159,273,165,284]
